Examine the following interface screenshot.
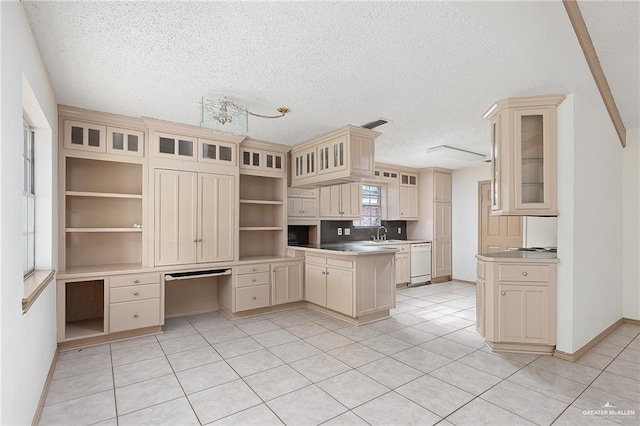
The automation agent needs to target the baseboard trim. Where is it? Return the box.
[623,317,640,326]
[57,326,163,350]
[452,278,475,285]
[430,276,451,284]
[554,317,625,362]
[32,348,59,426]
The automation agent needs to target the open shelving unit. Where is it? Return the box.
[63,279,106,339]
[238,174,286,259]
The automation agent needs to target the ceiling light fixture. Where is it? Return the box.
[427,145,486,161]
[200,96,290,132]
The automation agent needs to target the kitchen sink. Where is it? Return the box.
[356,239,406,245]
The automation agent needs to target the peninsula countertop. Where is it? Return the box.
[476,251,559,263]
[287,243,398,256]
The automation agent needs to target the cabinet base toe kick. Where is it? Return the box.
[485,340,555,355]
[306,303,391,326]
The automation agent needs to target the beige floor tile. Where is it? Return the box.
[293,307,332,321]
[450,309,477,321]
[360,334,413,355]
[52,351,113,380]
[442,329,486,349]
[45,368,113,406]
[40,389,116,426]
[166,345,222,372]
[392,312,431,326]
[156,318,198,342]
[91,418,118,426]
[617,347,640,364]
[317,370,389,409]
[118,396,199,426]
[226,349,284,377]
[391,346,452,373]
[357,357,424,389]
[244,365,311,401]
[305,331,354,351]
[628,338,640,351]
[186,311,226,323]
[176,360,239,394]
[268,339,322,363]
[458,350,526,379]
[335,325,382,341]
[396,375,474,418]
[212,336,263,359]
[322,411,369,426]
[314,316,352,331]
[353,391,441,426]
[57,344,110,362]
[479,347,540,365]
[576,351,615,370]
[553,406,619,425]
[402,298,435,308]
[388,327,438,345]
[268,314,309,328]
[612,323,640,338]
[442,298,476,310]
[419,336,477,360]
[591,371,640,402]
[190,316,233,333]
[528,355,600,385]
[446,398,535,426]
[251,329,299,348]
[507,366,588,403]
[572,386,640,412]
[238,320,281,335]
[411,321,458,336]
[364,318,407,333]
[605,357,640,381]
[114,356,173,388]
[109,335,158,350]
[602,333,635,348]
[111,341,164,367]
[210,403,284,425]
[430,315,475,330]
[592,342,625,357]
[201,325,248,344]
[267,385,347,425]
[290,353,351,382]
[328,343,385,368]
[158,333,209,355]
[188,379,262,424]
[115,374,184,415]
[481,380,568,425]
[430,361,502,395]
[286,322,331,339]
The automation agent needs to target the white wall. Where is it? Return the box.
[451,163,490,282]
[623,128,640,320]
[523,217,557,248]
[1,2,58,424]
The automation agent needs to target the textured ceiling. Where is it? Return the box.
[23,1,630,169]
[579,0,640,130]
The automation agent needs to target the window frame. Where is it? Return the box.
[353,184,382,228]
[23,119,36,277]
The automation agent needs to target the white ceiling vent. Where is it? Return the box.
[427,145,486,161]
[361,118,390,130]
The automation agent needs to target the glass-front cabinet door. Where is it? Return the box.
[63,120,106,153]
[200,139,236,166]
[263,151,285,174]
[318,136,347,174]
[240,147,261,170]
[107,127,144,157]
[155,132,197,161]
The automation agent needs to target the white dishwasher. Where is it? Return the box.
[410,242,432,285]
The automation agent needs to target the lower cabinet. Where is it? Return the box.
[109,273,162,333]
[305,263,328,307]
[395,253,410,285]
[326,267,354,316]
[476,257,557,354]
[305,255,355,316]
[272,262,304,305]
[235,263,271,312]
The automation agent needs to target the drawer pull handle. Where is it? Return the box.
[252,268,256,272]
[133,291,139,296]
[522,272,528,276]
[252,278,256,282]
[133,313,139,318]
[193,239,198,243]
[252,296,257,300]
[501,291,506,296]
[134,279,140,284]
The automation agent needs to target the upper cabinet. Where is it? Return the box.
[239,139,288,177]
[319,183,362,219]
[290,126,380,188]
[64,120,145,157]
[484,94,566,216]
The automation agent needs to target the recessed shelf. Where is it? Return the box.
[65,318,105,339]
[521,182,544,186]
[239,199,283,205]
[66,191,143,199]
[239,227,283,231]
[66,228,142,233]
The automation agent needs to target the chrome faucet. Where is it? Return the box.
[375,226,388,241]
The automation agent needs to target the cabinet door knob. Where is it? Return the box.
[326,272,330,276]
[133,291,139,296]
[501,291,506,296]
[198,239,203,243]
[522,272,528,276]
[322,271,326,275]
[252,278,256,282]
[133,313,139,318]
[252,268,256,272]
[252,296,257,300]
[133,279,140,284]
[193,239,198,243]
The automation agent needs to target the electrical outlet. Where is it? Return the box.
[398,228,402,234]
[344,228,351,236]
[337,228,343,236]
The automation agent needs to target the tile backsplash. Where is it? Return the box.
[321,220,407,244]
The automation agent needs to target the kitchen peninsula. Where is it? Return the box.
[288,243,397,324]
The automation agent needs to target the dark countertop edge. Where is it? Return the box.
[476,252,559,262]
[287,244,398,255]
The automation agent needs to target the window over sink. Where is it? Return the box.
[353,184,381,227]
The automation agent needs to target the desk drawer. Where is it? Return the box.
[498,264,550,283]
[236,272,270,288]
[109,298,160,332]
[111,273,160,288]
[236,264,270,275]
[236,284,270,312]
[110,283,160,303]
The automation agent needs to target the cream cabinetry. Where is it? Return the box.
[433,172,451,202]
[319,183,362,219]
[109,273,161,333]
[433,202,452,278]
[476,255,557,354]
[290,126,380,187]
[305,255,354,316]
[240,146,286,174]
[287,188,318,218]
[484,94,565,216]
[153,131,237,167]
[106,127,144,157]
[272,262,304,305]
[154,169,234,266]
[235,264,271,312]
[385,244,411,285]
[63,119,107,153]
[374,168,399,181]
[387,184,419,220]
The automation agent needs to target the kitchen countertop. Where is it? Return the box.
[476,251,559,262]
[287,243,397,255]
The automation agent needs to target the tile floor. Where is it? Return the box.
[41,281,640,426]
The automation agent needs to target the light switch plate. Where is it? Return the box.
[344,228,351,236]
[398,228,402,234]
[337,228,342,236]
